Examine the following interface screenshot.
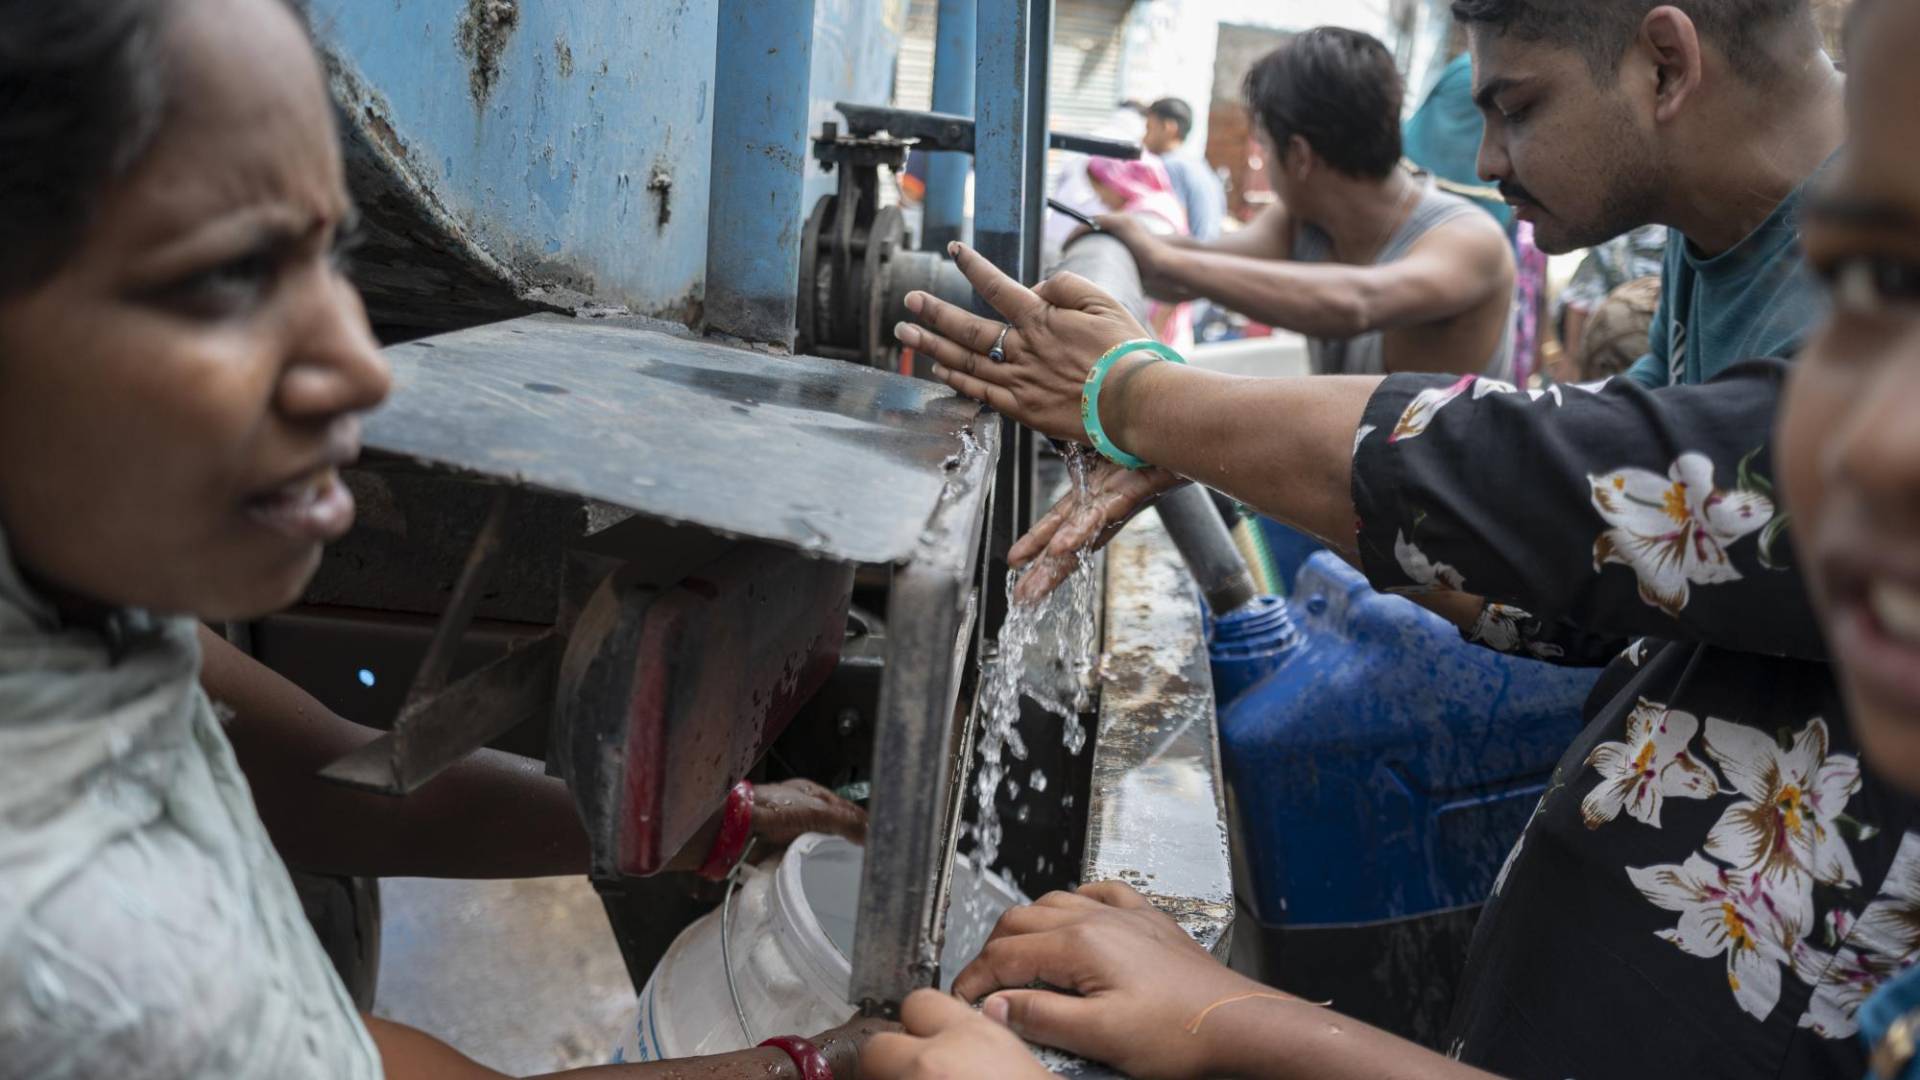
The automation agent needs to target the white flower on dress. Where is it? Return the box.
[1353,424,1377,457]
[1701,717,1862,889]
[1794,910,1907,1038]
[1589,452,1775,617]
[1620,638,1652,667]
[1628,853,1809,1021]
[1795,833,1920,1037]
[1392,532,1465,593]
[1389,375,1475,443]
[1580,700,1719,828]
[1470,378,1565,405]
[1856,833,1920,957]
[1469,603,1567,661]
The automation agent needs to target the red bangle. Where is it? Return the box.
[696,780,754,880]
[759,1035,832,1080]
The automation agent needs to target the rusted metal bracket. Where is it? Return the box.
[851,416,999,1012]
[319,488,555,794]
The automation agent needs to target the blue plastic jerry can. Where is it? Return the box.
[1215,551,1602,1044]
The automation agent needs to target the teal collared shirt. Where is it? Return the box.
[1862,965,1920,1079]
[1627,154,1839,389]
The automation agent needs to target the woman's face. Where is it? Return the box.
[1780,0,1920,795]
[0,0,390,621]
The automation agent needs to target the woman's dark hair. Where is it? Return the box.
[1244,28,1404,181]
[0,1,174,296]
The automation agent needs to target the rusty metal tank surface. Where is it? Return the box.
[305,0,905,337]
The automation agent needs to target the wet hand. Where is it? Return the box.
[812,1014,902,1079]
[861,990,1050,1080]
[893,242,1155,444]
[666,778,867,874]
[753,778,867,850]
[949,881,1273,1080]
[1010,461,1186,604]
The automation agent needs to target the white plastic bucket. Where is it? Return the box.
[614,833,1024,1063]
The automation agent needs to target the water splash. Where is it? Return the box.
[967,449,1102,872]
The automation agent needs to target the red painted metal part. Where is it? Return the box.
[564,542,852,878]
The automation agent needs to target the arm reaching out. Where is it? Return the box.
[901,244,1819,660]
[201,628,865,879]
[893,241,1373,560]
[934,882,1500,1080]
[367,1014,892,1079]
[1096,205,1512,351]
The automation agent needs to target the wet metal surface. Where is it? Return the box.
[1084,511,1235,951]
[363,314,990,566]
[305,2,719,326]
[851,419,998,1009]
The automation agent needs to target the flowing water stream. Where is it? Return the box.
[967,449,1101,875]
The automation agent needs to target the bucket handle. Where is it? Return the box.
[720,837,761,1045]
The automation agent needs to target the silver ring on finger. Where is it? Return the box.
[988,324,1012,363]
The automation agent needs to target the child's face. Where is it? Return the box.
[1780,0,1920,794]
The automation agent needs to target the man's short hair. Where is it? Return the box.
[1146,98,1194,141]
[1243,28,1403,180]
[1450,0,1817,84]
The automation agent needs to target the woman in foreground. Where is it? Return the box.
[0,1,880,1076]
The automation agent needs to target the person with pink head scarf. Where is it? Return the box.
[1086,155,1194,347]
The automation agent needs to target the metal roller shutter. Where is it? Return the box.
[892,1,1136,200]
[894,0,938,113]
[1047,0,1133,139]
[893,0,1133,133]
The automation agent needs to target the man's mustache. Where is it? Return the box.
[1499,180,1539,207]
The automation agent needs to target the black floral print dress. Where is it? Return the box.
[1349,361,1920,1079]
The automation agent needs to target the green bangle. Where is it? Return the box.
[1082,339,1187,469]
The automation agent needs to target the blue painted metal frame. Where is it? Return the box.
[971,0,1047,286]
[706,0,821,348]
[306,1,718,320]
[924,0,977,251]
[974,0,1053,636]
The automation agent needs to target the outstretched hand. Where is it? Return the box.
[862,990,1050,1080]
[947,881,1278,1080]
[893,241,1154,444]
[751,778,866,850]
[664,778,867,875]
[1010,460,1186,604]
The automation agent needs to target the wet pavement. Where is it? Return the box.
[372,876,637,1073]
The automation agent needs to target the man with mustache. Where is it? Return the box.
[1423,0,1842,682]
[1459,0,1841,390]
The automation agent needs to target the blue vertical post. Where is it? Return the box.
[923,0,976,251]
[705,0,819,349]
[972,0,1042,285]
[974,0,1051,636]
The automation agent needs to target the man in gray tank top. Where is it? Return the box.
[1095,28,1517,380]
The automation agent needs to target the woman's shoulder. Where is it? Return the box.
[0,703,379,1079]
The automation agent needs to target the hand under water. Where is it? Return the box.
[942,881,1278,1080]
[1010,459,1186,604]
